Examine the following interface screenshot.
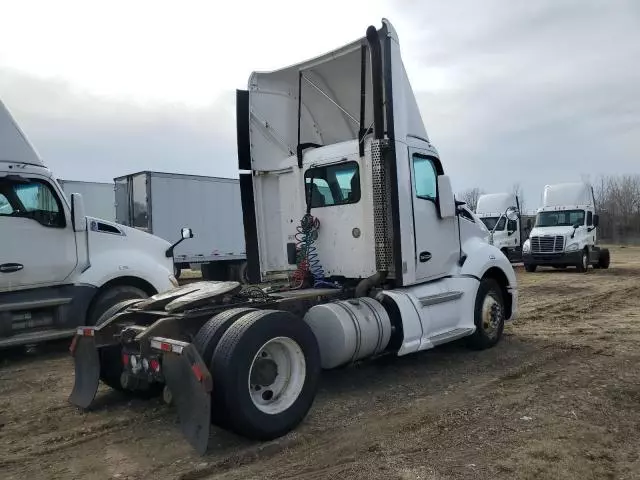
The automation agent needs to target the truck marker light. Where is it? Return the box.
[77,327,95,337]
[150,359,161,373]
[122,353,129,366]
[191,364,204,382]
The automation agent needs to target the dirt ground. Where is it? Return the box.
[2,246,640,480]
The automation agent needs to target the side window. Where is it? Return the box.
[412,155,437,200]
[507,219,518,231]
[0,179,66,228]
[304,162,360,208]
[0,192,13,215]
[459,207,475,223]
[495,216,506,230]
[587,211,593,226]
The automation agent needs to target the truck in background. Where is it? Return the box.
[114,171,247,282]
[58,179,116,221]
[0,99,183,348]
[522,182,610,272]
[475,192,524,262]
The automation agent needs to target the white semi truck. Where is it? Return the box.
[523,182,610,272]
[68,19,518,454]
[0,99,185,348]
[475,193,523,262]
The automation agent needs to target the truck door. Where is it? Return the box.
[410,149,459,282]
[0,176,77,291]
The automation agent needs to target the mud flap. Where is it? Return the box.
[69,333,101,409]
[153,338,213,455]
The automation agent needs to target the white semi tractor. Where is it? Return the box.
[68,19,518,454]
[475,193,523,262]
[0,99,185,348]
[523,182,610,272]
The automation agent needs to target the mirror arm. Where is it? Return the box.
[165,238,186,258]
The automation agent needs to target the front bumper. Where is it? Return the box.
[523,250,582,266]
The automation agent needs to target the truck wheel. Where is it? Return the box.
[576,250,589,273]
[598,248,610,269]
[211,310,321,440]
[194,307,257,372]
[89,285,148,326]
[524,263,537,273]
[94,298,146,391]
[238,262,249,284]
[466,278,505,350]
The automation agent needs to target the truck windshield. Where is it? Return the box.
[535,210,585,227]
[480,216,505,231]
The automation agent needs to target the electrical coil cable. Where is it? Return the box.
[290,176,340,289]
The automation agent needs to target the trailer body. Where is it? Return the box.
[58,179,116,222]
[114,171,247,280]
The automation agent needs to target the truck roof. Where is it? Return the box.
[0,100,44,167]
[476,192,517,216]
[542,182,593,208]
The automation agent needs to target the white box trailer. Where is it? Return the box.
[58,179,116,222]
[114,171,247,281]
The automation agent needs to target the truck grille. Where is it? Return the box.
[531,235,564,253]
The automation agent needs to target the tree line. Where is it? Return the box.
[457,175,640,244]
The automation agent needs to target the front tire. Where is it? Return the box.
[576,250,589,273]
[524,263,537,272]
[211,310,321,440]
[466,278,505,350]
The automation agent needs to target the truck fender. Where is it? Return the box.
[459,238,518,321]
[77,249,176,295]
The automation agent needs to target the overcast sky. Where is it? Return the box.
[1,0,638,211]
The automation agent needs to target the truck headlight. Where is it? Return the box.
[522,239,530,253]
[565,243,579,252]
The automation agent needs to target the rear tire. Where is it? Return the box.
[94,298,146,391]
[598,248,610,269]
[211,310,321,440]
[524,263,537,272]
[193,307,257,425]
[89,285,148,326]
[466,278,505,350]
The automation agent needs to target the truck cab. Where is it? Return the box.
[522,182,610,272]
[475,192,522,262]
[0,100,179,348]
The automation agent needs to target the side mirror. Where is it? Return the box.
[166,226,194,258]
[506,207,519,222]
[181,227,194,239]
[573,223,581,229]
[71,193,87,232]
[526,218,533,229]
[593,214,599,227]
[436,175,456,218]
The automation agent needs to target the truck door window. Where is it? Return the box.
[304,162,360,208]
[0,178,65,227]
[507,219,517,232]
[480,217,506,231]
[412,155,437,201]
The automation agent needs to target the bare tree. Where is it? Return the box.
[593,174,640,244]
[458,187,484,212]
